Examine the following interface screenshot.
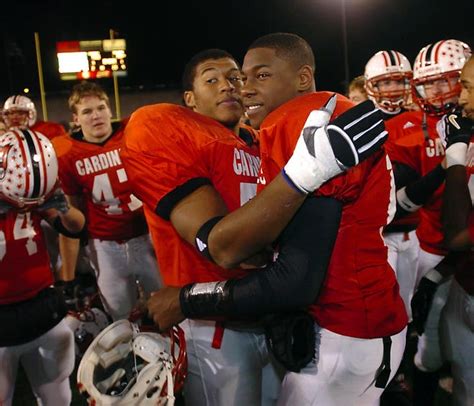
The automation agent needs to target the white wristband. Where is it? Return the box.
[424,269,443,284]
[445,143,468,168]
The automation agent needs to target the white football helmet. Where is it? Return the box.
[364,50,413,113]
[77,320,187,405]
[3,95,37,128]
[66,308,111,358]
[0,129,58,208]
[412,39,472,115]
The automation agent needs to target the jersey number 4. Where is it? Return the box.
[92,169,142,215]
[0,213,38,261]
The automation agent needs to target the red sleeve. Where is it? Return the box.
[121,105,211,213]
[52,136,82,195]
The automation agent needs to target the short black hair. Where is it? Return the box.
[248,32,315,72]
[181,49,237,92]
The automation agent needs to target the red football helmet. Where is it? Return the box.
[77,320,187,405]
[0,129,58,208]
[364,50,413,113]
[412,39,472,116]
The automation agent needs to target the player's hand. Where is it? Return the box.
[443,113,473,168]
[411,269,442,335]
[54,278,80,310]
[443,112,474,147]
[283,97,387,193]
[0,199,13,214]
[326,99,387,167]
[147,286,185,332]
[36,188,70,214]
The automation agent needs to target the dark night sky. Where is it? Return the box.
[0,0,473,99]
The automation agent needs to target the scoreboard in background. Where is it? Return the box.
[56,39,127,80]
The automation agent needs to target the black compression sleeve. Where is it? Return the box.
[405,164,445,205]
[52,216,84,239]
[180,196,343,318]
[392,162,419,190]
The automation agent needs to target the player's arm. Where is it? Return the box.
[148,196,342,330]
[394,161,446,217]
[173,99,387,268]
[441,114,473,250]
[46,194,85,282]
[442,156,472,250]
[169,177,306,268]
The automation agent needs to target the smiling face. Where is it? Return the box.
[241,47,307,129]
[183,57,244,132]
[73,95,113,143]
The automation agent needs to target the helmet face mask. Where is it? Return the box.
[412,71,462,116]
[3,95,37,129]
[412,39,472,116]
[364,50,413,113]
[0,129,58,208]
[77,320,187,405]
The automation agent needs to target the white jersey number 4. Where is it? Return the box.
[92,169,142,215]
[0,212,38,261]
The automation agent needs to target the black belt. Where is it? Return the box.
[375,336,392,389]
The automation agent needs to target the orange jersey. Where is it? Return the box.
[386,116,446,255]
[258,92,407,338]
[52,120,148,241]
[0,210,52,304]
[31,120,67,140]
[122,104,260,287]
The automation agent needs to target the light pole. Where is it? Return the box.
[341,0,350,90]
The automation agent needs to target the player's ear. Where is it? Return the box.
[297,65,314,92]
[72,113,80,127]
[183,91,196,109]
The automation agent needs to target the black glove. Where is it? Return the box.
[443,112,474,147]
[327,99,387,167]
[54,279,80,310]
[37,188,70,214]
[264,311,315,372]
[411,277,438,335]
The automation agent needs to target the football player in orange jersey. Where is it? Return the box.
[123,35,403,406]
[0,130,85,406]
[52,82,161,322]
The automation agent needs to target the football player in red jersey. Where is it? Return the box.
[52,82,161,322]
[2,95,67,140]
[387,39,471,404]
[364,50,420,321]
[123,35,403,406]
[0,129,85,406]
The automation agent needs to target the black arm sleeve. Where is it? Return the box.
[405,164,445,206]
[392,161,419,190]
[181,196,343,318]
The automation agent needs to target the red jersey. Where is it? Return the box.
[121,104,260,287]
[31,120,67,140]
[384,111,429,231]
[0,210,52,304]
[52,120,148,241]
[386,116,446,255]
[258,92,407,338]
